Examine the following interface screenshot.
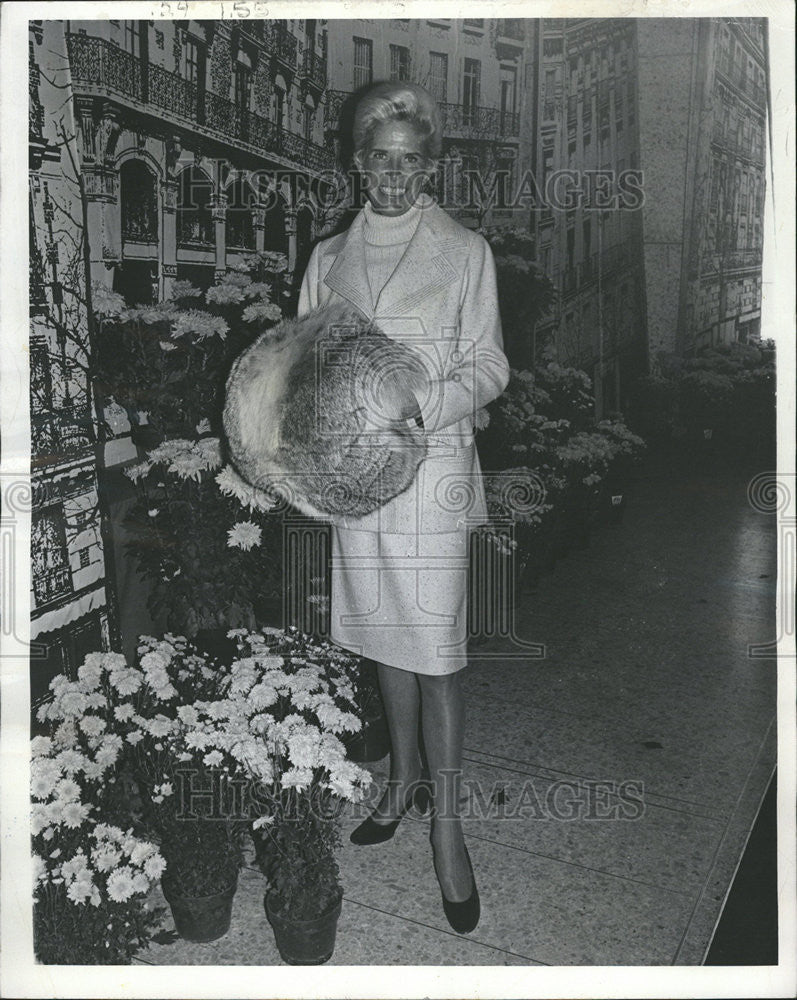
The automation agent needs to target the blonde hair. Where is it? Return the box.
[352,81,442,161]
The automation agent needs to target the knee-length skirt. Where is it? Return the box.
[329,525,470,675]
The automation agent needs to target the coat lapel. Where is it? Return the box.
[321,211,374,317]
[322,196,467,319]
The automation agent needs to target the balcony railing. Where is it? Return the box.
[439,102,520,138]
[269,24,299,70]
[301,49,327,91]
[67,34,334,171]
[148,60,198,120]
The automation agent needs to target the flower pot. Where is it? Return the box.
[161,872,238,943]
[265,888,343,965]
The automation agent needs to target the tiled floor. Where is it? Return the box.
[135,446,777,966]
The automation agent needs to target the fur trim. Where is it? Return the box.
[223,302,428,521]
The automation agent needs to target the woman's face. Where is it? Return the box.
[356,119,433,217]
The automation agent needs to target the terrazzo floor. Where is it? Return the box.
[135,444,778,967]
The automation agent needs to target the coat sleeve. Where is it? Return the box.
[417,234,510,434]
[297,243,321,318]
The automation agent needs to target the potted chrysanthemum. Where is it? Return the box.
[188,626,372,964]
[122,634,248,942]
[32,657,167,963]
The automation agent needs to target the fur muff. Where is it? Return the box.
[223,301,428,522]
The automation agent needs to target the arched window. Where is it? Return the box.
[120,160,158,242]
[262,196,287,254]
[226,172,255,251]
[177,166,213,245]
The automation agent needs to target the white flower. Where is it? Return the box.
[77,662,104,689]
[281,767,314,791]
[206,282,244,305]
[185,730,212,751]
[124,460,153,483]
[215,465,277,513]
[177,705,200,726]
[227,520,262,551]
[126,731,144,746]
[92,845,122,872]
[56,689,89,718]
[287,732,320,769]
[195,418,211,435]
[143,853,167,880]
[94,744,120,769]
[79,715,106,737]
[130,841,157,867]
[131,872,150,895]
[93,823,125,842]
[168,451,206,482]
[55,778,81,802]
[146,716,173,739]
[242,301,283,324]
[171,309,228,341]
[203,750,223,767]
[61,801,90,828]
[106,866,136,903]
[60,852,90,883]
[108,668,142,696]
[31,773,53,800]
[252,814,275,830]
[32,854,47,886]
[249,682,278,709]
[55,749,86,774]
[169,279,203,299]
[92,283,127,319]
[114,704,135,722]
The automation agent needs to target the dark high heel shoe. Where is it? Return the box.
[437,844,480,934]
[349,780,432,846]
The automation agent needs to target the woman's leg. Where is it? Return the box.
[370,661,423,822]
[418,670,472,901]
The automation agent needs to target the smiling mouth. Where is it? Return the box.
[378,186,407,196]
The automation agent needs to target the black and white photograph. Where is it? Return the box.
[1,1,795,996]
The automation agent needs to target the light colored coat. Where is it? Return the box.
[297,194,510,535]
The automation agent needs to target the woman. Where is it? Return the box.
[297,81,510,933]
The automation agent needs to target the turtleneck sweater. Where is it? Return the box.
[362,199,423,307]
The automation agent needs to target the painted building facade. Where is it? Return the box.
[533,16,767,414]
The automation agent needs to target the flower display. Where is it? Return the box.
[31,653,168,964]
[172,628,371,921]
